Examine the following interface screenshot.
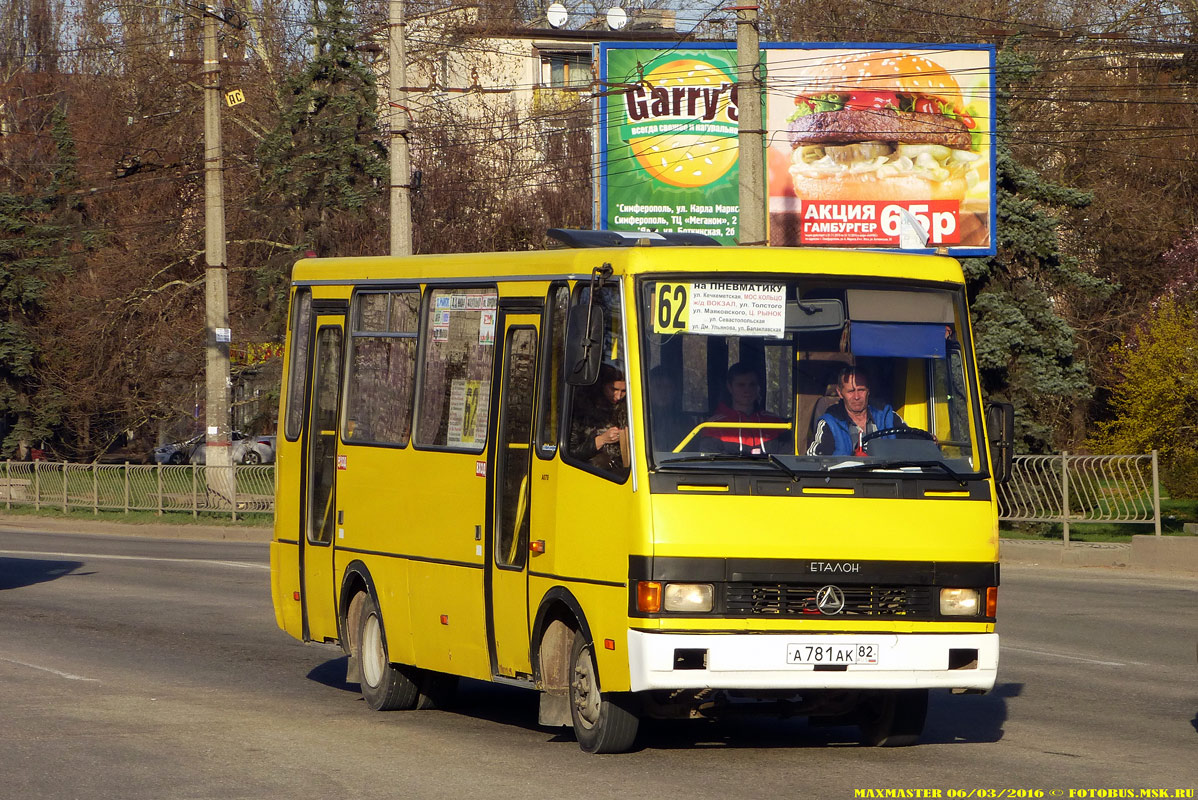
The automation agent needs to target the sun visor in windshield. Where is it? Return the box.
[850,322,947,359]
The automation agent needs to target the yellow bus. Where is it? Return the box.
[270,229,1012,753]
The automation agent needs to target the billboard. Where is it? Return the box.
[600,45,742,245]
[599,43,996,255]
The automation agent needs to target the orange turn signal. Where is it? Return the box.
[985,587,998,618]
[637,581,662,613]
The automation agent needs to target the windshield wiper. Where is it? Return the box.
[826,459,968,486]
[656,453,805,480]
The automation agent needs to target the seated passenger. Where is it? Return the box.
[568,364,629,475]
[701,362,787,455]
[807,366,903,457]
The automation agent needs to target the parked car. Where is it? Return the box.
[152,435,202,465]
[189,431,276,465]
[240,435,276,465]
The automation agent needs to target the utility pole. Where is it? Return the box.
[202,5,233,484]
[733,5,766,246]
[389,0,413,255]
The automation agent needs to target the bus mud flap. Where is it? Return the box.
[539,690,572,727]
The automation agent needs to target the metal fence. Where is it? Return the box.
[0,460,275,521]
[998,451,1161,541]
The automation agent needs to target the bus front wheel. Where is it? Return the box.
[356,592,421,711]
[856,689,928,747]
[568,630,639,754]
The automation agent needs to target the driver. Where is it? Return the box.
[807,366,903,457]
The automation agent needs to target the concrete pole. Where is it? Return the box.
[734,5,765,246]
[389,0,413,255]
[203,7,233,488]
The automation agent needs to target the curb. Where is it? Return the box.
[1000,536,1198,575]
[0,512,272,543]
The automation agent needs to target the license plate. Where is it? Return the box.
[787,642,879,666]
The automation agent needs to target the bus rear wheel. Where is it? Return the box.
[568,629,639,754]
[856,689,928,747]
[356,592,421,711]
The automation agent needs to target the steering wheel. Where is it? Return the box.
[860,426,936,446]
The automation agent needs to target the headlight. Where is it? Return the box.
[663,583,714,613]
[940,588,980,616]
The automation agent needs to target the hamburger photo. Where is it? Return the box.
[785,51,983,203]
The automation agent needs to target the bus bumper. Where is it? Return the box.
[626,630,998,692]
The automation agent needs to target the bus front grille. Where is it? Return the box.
[724,584,935,617]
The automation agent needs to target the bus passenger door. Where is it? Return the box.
[301,315,344,643]
[487,313,539,679]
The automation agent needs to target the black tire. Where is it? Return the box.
[168,452,184,465]
[857,689,928,747]
[356,592,421,711]
[568,629,640,753]
[242,450,262,465]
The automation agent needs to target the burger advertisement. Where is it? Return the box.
[601,46,743,245]
[767,46,994,252]
[600,43,995,255]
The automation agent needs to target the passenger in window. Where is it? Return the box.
[568,364,629,475]
[649,365,691,451]
[807,366,903,457]
[701,362,788,455]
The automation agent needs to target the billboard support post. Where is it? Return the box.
[734,6,765,246]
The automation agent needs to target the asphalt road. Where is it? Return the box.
[1,527,1195,799]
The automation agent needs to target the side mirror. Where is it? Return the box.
[565,303,604,386]
[985,401,1014,484]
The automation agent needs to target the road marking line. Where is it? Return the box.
[0,656,100,682]
[1003,644,1148,667]
[0,549,267,571]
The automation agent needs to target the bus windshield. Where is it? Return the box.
[639,277,984,479]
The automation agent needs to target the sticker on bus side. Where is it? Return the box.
[654,281,787,338]
[475,460,487,477]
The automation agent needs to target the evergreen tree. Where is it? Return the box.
[962,46,1112,453]
[0,105,85,457]
[257,0,388,257]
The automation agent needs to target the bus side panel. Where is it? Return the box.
[336,446,490,681]
[408,563,488,679]
[271,410,305,640]
[541,466,650,693]
[334,551,416,665]
[271,540,302,637]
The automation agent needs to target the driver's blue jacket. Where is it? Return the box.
[807,402,903,457]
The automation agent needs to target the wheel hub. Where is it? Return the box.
[571,649,601,728]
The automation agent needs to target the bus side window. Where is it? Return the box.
[284,289,313,441]
[535,283,569,459]
[343,290,420,445]
[562,282,629,481]
[414,287,498,451]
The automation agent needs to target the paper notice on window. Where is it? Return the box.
[478,310,496,346]
[657,281,786,338]
[447,379,490,448]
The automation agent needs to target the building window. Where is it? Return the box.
[543,52,591,88]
